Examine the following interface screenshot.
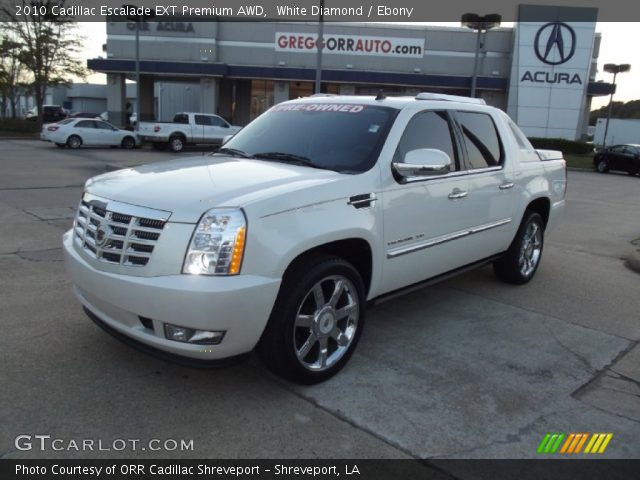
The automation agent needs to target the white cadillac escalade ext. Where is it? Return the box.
[63,93,566,384]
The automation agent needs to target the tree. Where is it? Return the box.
[0,35,29,119]
[589,99,640,125]
[1,1,86,125]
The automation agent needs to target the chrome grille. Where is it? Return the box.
[73,195,169,267]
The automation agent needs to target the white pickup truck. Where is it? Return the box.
[138,112,242,152]
[64,93,566,384]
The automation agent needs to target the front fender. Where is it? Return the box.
[241,198,381,295]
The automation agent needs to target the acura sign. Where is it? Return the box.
[506,5,597,140]
[521,22,582,85]
[534,22,576,65]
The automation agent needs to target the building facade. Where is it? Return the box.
[88,5,613,139]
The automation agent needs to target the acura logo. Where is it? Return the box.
[534,22,576,66]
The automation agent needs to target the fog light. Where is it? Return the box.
[164,323,225,345]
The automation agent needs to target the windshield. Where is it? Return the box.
[221,102,397,173]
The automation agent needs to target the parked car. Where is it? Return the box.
[68,112,101,119]
[41,118,138,149]
[138,112,242,152]
[25,105,67,123]
[63,93,566,384]
[594,144,640,176]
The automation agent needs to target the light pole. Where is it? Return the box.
[314,0,324,94]
[601,63,631,149]
[461,13,501,98]
[125,5,154,131]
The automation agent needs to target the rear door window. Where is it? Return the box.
[456,111,503,169]
[195,115,212,126]
[76,120,96,129]
[174,114,189,124]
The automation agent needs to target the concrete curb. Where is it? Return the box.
[0,136,39,141]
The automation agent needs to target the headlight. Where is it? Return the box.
[183,208,247,275]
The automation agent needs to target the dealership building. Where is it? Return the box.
[88,5,613,140]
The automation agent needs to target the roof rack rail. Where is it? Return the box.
[415,92,486,105]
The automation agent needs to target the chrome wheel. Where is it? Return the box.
[293,275,359,372]
[169,136,184,152]
[519,221,542,277]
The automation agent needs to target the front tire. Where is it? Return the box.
[258,255,365,384]
[121,136,136,149]
[596,158,609,173]
[493,211,544,285]
[67,135,82,149]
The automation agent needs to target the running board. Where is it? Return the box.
[368,253,504,307]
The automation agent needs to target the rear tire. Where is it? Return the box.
[258,255,365,384]
[493,211,544,285]
[67,135,82,149]
[121,136,136,149]
[169,135,185,152]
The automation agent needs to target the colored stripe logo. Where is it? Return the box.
[537,433,613,454]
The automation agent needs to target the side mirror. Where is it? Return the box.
[392,149,452,179]
[221,134,234,145]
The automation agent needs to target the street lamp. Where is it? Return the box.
[601,63,631,149]
[314,0,325,94]
[125,5,155,131]
[461,13,501,98]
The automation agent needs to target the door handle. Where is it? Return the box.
[499,182,514,190]
[448,188,468,200]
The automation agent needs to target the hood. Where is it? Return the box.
[85,156,344,223]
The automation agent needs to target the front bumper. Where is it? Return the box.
[63,230,281,361]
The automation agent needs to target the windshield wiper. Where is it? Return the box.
[253,152,321,169]
[214,147,255,159]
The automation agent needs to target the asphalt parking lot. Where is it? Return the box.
[1,140,639,463]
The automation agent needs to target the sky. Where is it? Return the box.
[76,22,639,110]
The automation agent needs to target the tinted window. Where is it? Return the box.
[393,111,458,169]
[59,119,74,125]
[210,116,227,127]
[76,120,96,128]
[222,103,396,173]
[174,114,189,124]
[610,146,625,153]
[457,111,503,169]
[195,115,212,126]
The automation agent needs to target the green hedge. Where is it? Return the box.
[528,137,594,155]
[0,119,39,134]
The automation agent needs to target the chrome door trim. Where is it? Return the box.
[398,165,503,184]
[387,218,512,259]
